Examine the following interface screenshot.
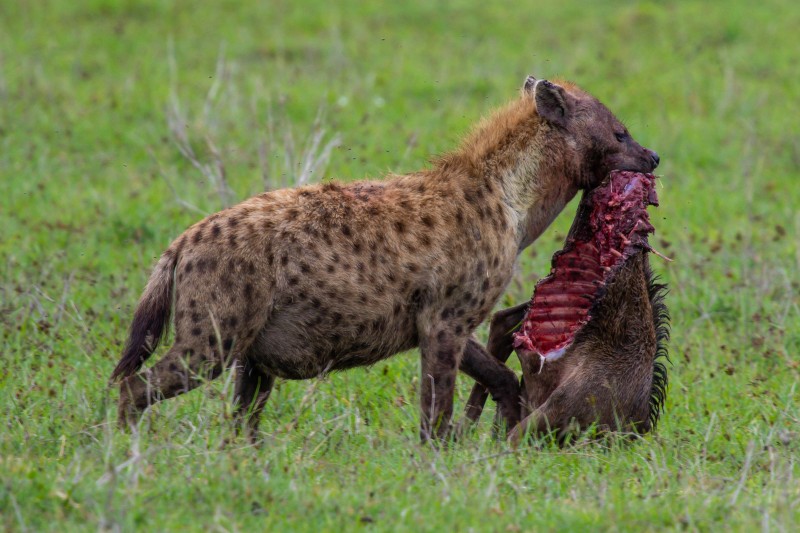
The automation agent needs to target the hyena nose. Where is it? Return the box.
[649,150,660,169]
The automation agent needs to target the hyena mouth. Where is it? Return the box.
[513,171,663,362]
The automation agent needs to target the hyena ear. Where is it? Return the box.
[533,79,571,127]
[522,75,538,94]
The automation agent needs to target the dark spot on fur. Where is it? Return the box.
[455,325,463,335]
[341,224,352,237]
[300,262,310,274]
[191,327,202,336]
[286,209,299,220]
[208,335,217,347]
[184,261,193,274]
[456,308,466,318]
[352,240,362,254]
[455,209,464,224]
[445,285,457,297]
[331,312,343,325]
[411,287,430,308]
[441,308,452,320]
[193,231,203,244]
[247,261,256,275]
[288,276,299,286]
[191,312,201,323]
[437,348,456,367]
[169,363,178,372]
[244,283,254,300]
[212,224,221,238]
[420,234,432,247]
[226,316,238,328]
[406,263,418,273]
[280,255,289,266]
[267,253,274,266]
[436,330,447,343]
[482,279,490,291]
[189,299,197,308]
[222,338,233,351]
[326,264,336,273]
[311,297,321,307]
[394,220,406,234]
[421,215,435,228]
[229,218,239,228]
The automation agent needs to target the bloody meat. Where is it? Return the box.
[513,171,661,362]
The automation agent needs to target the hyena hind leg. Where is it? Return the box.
[232,358,275,442]
[118,343,230,428]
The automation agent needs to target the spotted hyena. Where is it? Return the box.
[111,76,660,441]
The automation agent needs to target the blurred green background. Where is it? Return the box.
[1,0,798,530]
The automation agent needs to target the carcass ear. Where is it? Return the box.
[534,79,570,126]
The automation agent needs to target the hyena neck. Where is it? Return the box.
[441,97,579,252]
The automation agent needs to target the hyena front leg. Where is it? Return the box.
[118,342,231,428]
[233,358,275,442]
[459,337,521,431]
[419,326,466,442]
[463,302,528,424]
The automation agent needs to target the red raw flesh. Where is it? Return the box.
[513,171,659,361]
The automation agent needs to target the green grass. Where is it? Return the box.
[2,0,799,530]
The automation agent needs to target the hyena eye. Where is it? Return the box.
[614,132,627,143]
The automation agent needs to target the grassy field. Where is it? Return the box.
[2,0,799,530]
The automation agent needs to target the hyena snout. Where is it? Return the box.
[647,149,659,170]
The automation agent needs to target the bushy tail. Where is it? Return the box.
[110,250,177,381]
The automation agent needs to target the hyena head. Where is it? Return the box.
[524,76,660,188]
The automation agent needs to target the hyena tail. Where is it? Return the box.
[110,249,178,381]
